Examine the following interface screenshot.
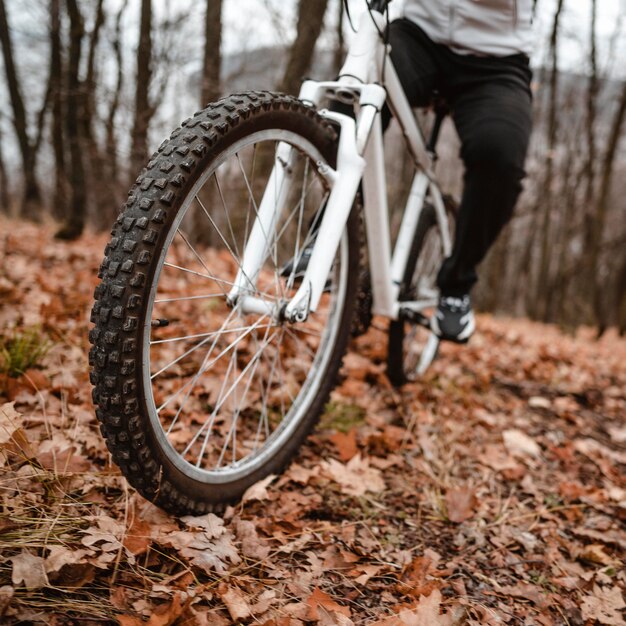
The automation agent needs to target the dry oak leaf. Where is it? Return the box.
[0,585,14,616]
[580,585,626,625]
[320,454,385,496]
[445,487,477,523]
[0,402,35,463]
[123,517,154,556]
[306,587,351,621]
[370,589,458,626]
[234,518,271,560]
[169,533,241,574]
[242,473,276,503]
[575,543,619,567]
[219,586,252,621]
[180,512,226,538]
[45,545,90,573]
[503,429,541,458]
[10,550,49,589]
[330,428,358,462]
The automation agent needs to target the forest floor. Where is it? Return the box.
[0,218,625,626]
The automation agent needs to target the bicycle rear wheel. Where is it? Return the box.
[90,92,361,515]
[387,200,455,386]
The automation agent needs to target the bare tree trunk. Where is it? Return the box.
[201,0,222,106]
[129,0,154,180]
[0,115,10,213]
[82,0,109,222]
[332,0,345,76]
[103,1,127,219]
[50,0,67,221]
[56,0,86,240]
[279,0,329,95]
[530,0,564,320]
[591,80,626,333]
[0,0,41,219]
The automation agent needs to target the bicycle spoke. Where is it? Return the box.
[154,293,223,304]
[175,228,228,298]
[151,324,273,346]
[184,326,279,462]
[156,313,269,414]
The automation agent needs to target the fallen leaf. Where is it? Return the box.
[575,544,618,566]
[330,428,358,462]
[219,586,251,621]
[242,474,276,503]
[320,454,385,496]
[397,589,447,625]
[445,487,477,523]
[0,585,14,615]
[503,429,541,457]
[11,550,49,589]
[234,518,270,560]
[580,585,625,625]
[307,587,351,621]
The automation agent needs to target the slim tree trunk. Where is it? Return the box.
[530,0,564,320]
[56,0,86,240]
[279,0,329,95]
[581,0,601,324]
[82,0,109,221]
[129,0,154,180]
[0,115,10,213]
[0,0,41,219]
[201,0,222,106]
[50,0,67,220]
[591,80,626,333]
[104,0,127,212]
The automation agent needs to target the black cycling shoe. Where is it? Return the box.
[430,295,475,343]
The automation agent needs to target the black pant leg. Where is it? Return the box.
[437,71,533,296]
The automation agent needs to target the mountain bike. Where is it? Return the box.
[89,0,456,515]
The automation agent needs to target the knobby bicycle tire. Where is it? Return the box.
[89,92,361,515]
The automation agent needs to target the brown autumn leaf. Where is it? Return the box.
[11,550,49,589]
[306,587,351,621]
[320,454,385,496]
[241,473,276,503]
[234,517,271,560]
[123,516,154,556]
[146,593,185,626]
[445,487,477,523]
[219,585,252,621]
[0,586,14,616]
[330,428,359,462]
[38,447,92,473]
[580,585,626,625]
[503,429,541,458]
[575,543,619,567]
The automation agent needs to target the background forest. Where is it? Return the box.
[0,0,624,332]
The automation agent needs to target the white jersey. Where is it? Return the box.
[403,0,534,57]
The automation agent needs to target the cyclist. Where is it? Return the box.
[395,1,534,343]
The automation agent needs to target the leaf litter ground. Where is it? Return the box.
[0,219,624,625]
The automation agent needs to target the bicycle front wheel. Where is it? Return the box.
[90,92,361,515]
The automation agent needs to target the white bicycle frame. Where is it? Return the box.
[228,10,452,329]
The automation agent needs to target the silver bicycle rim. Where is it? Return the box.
[141,129,348,483]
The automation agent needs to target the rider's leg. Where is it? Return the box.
[436,58,533,298]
